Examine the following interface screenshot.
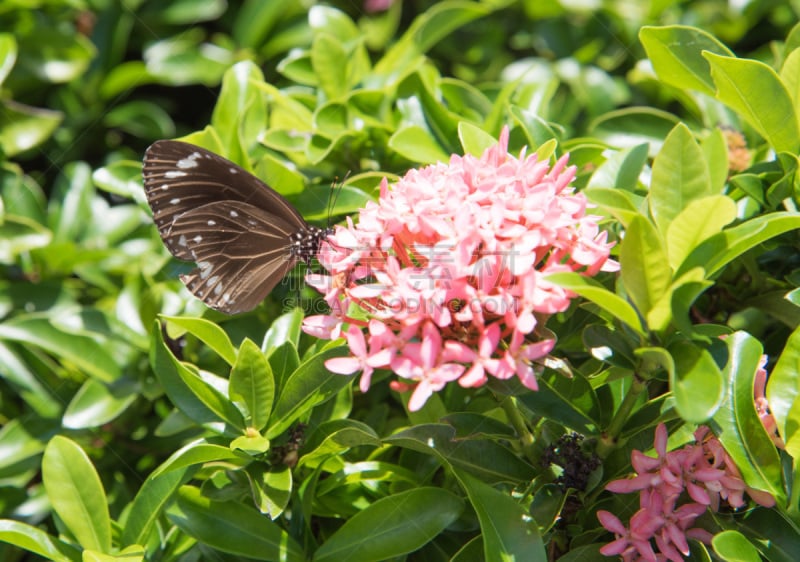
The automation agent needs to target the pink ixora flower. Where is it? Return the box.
[303,127,618,410]
[599,423,774,561]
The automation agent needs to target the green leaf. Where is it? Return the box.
[299,419,381,468]
[455,471,545,562]
[713,530,762,562]
[458,122,496,156]
[167,486,305,561]
[590,107,680,153]
[619,215,671,323]
[262,307,304,351]
[767,324,800,459]
[93,160,147,202]
[151,441,245,479]
[0,520,80,562]
[266,343,350,438]
[42,436,111,553]
[586,143,649,192]
[639,25,734,96]
[545,272,645,336]
[152,320,244,430]
[649,123,712,235]
[584,187,641,227]
[0,33,17,87]
[518,375,600,434]
[230,338,274,430]
[704,52,800,154]
[676,212,800,279]
[62,378,138,429]
[211,60,266,151]
[161,315,237,366]
[246,464,292,519]
[311,33,349,99]
[666,195,737,270]
[0,100,63,156]
[385,424,535,484]
[714,332,785,503]
[153,0,226,24]
[0,316,119,383]
[121,466,195,547]
[389,125,450,164]
[668,339,724,423]
[312,488,463,562]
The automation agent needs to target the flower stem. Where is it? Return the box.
[596,374,648,458]
[501,396,537,462]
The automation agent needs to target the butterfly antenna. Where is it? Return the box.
[327,171,349,230]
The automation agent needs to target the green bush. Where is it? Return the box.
[1,1,800,561]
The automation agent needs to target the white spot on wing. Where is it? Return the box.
[197,261,213,279]
[229,168,238,174]
[165,170,187,179]
[178,235,187,247]
[170,198,181,205]
[230,210,239,218]
[177,152,201,169]
[207,220,216,226]
[193,235,202,243]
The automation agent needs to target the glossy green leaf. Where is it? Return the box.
[0,317,119,382]
[620,215,671,322]
[308,5,361,41]
[262,307,304,351]
[676,212,800,279]
[714,332,784,502]
[639,25,733,96]
[545,272,645,335]
[62,378,138,429]
[584,187,641,227]
[246,464,292,519]
[312,487,463,562]
[311,34,349,99]
[167,486,305,561]
[0,520,79,562]
[590,107,680,153]
[151,441,245,479]
[650,123,712,235]
[389,125,450,164]
[93,160,147,202]
[42,436,111,553]
[666,195,737,270]
[152,320,244,430]
[385,424,535,484]
[299,419,381,468]
[458,121,497,156]
[121,466,195,547]
[701,127,730,194]
[48,162,94,242]
[767,324,800,459]
[668,339,724,423]
[154,0,226,24]
[0,33,17,86]
[518,375,600,434]
[0,100,63,156]
[266,343,349,438]
[161,315,237,365]
[211,61,266,151]
[455,471,545,562]
[230,338,274,430]
[586,143,648,192]
[704,52,800,154]
[712,530,762,562]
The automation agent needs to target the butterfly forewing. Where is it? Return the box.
[142,140,328,314]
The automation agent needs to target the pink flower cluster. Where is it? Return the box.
[598,423,775,562]
[303,127,617,410]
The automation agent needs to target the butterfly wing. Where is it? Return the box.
[142,140,311,313]
[170,200,299,313]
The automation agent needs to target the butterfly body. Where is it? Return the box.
[142,140,331,314]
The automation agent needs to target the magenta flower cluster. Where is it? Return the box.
[598,423,775,561]
[303,127,617,410]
